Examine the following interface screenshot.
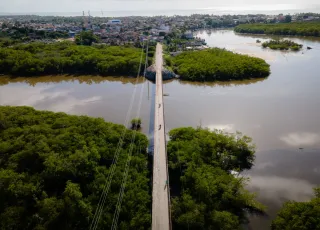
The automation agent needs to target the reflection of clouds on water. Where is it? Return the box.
[0,85,53,105]
[247,175,315,203]
[253,161,274,170]
[232,49,277,61]
[280,132,320,147]
[205,90,229,96]
[48,96,102,113]
[313,168,320,174]
[0,85,101,113]
[208,124,234,132]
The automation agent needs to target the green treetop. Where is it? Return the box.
[167,127,265,230]
[75,31,100,46]
[271,187,320,230]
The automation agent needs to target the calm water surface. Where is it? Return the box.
[1,30,320,229]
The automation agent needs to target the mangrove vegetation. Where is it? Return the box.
[130,118,142,130]
[0,106,151,230]
[271,187,320,230]
[0,41,148,76]
[171,48,270,81]
[234,22,320,37]
[167,127,265,230]
[262,39,303,51]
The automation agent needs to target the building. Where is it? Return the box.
[107,19,121,25]
[184,31,193,39]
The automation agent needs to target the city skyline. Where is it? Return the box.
[1,0,320,13]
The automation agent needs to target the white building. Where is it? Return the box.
[107,19,121,25]
[159,24,170,32]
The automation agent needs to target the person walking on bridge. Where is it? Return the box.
[164,179,168,190]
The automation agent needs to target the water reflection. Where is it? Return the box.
[247,148,320,230]
[196,29,320,61]
[235,32,320,43]
[0,76,152,133]
[177,77,267,87]
[0,75,145,86]
[280,132,320,147]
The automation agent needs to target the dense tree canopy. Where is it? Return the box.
[0,106,151,230]
[167,127,265,230]
[0,41,148,76]
[271,187,320,230]
[0,27,69,41]
[171,48,270,81]
[234,22,320,37]
[75,31,100,46]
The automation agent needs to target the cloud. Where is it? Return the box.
[280,132,320,147]
[1,0,319,13]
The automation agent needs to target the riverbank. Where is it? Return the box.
[0,41,150,76]
[235,21,320,37]
[0,75,144,86]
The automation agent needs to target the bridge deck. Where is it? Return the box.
[152,43,171,230]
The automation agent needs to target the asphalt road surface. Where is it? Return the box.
[152,43,170,230]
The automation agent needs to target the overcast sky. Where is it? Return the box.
[0,0,319,13]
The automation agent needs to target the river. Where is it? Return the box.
[1,30,320,229]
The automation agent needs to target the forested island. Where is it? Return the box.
[0,106,151,229]
[170,48,270,81]
[234,22,320,37]
[0,41,149,76]
[262,39,303,51]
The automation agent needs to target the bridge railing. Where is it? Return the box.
[161,67,172,230]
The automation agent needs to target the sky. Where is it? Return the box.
[0,0,319,13]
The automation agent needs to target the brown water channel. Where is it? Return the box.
[1,30,320,229]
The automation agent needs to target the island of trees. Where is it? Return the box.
[0,106,151,229]
[234,21,320,37]
[0,40,150,76]
[170,48,270,81]
[262,39,303,51]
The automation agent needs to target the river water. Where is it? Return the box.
[1,30,320,229]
